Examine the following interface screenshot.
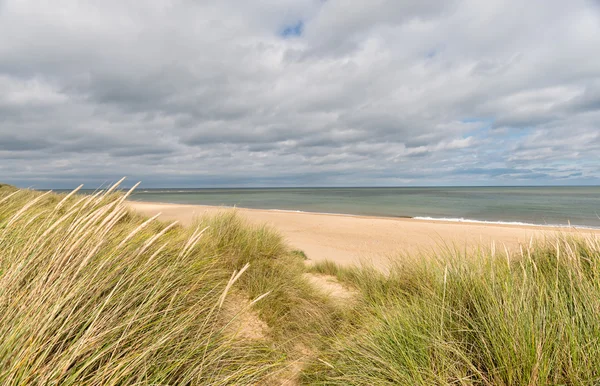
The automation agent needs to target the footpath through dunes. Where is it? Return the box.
[127,201,600,269]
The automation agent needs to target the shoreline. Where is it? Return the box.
[127,199,599,231]
[127,200,600,268]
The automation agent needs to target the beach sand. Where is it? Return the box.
[128,201,600,268]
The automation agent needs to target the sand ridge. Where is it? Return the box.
[127,201,600,268]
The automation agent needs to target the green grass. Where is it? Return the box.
[304,236,600,385]
[3,182,600,385]
[291,249,308,260]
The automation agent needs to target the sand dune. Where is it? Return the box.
[128,201,599,268]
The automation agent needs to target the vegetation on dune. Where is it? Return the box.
[305,237,600,385]
[0,182,338,385]
[191,211,345,358]
[0,183,16,191]
[2,182,600,385]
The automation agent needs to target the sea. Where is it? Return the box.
[126,186,600,229]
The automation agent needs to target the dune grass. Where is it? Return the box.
[191,211,345,354]
[0,182,340,385]
[3,182,600,385]
[304,236,600,385]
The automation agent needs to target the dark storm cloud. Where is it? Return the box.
[0,0,599,188]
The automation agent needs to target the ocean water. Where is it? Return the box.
[128,187,600,229]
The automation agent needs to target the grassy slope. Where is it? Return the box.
[3,184,600,385]
[0,184,340,385]
[304,237,600,385]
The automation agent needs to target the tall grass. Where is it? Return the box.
[5,182,600,385]
[195,211,347,369]
[0,183,284,385]
[304,235,600,385]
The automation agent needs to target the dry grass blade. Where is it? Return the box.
[55,184,83,210]
[219,263,250,308]
[117,212,162,249]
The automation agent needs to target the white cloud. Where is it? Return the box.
[0,0,599,187]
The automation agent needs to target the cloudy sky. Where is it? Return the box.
[1,0,599,188]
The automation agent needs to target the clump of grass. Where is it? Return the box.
[0,183,285,385]
[310,255,439,306]
[291,249,308,260]
[195,211,287,270]
[304,235,600,385]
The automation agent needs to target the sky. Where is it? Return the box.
[1,0,600,189]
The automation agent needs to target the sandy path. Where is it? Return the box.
[127,201,599,268]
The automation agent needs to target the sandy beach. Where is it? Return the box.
[128,201,600,268]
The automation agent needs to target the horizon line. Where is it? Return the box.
[41,184,600,191]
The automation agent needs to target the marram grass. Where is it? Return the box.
[304,235,600,385]
[3,182,600,385]
[0,182,284,385]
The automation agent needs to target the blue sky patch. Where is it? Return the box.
[281,21,304,38]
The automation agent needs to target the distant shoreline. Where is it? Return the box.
[127,201,600,268]
[127,185,600,229]
[127,199,600,231]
